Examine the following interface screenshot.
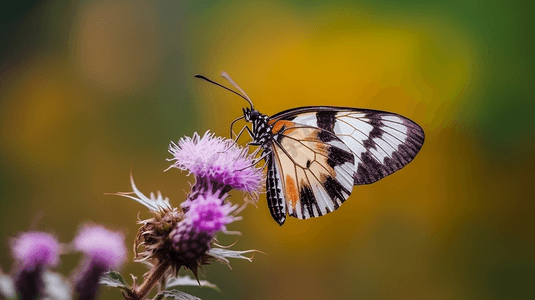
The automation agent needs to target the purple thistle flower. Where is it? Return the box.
[10,232,60,300]
[113,131,263,299]
[73,225,126,300]
[181,189,240,234]
[170,189,241,273]
[167,131,263,195]
[74,225,126,269]
[11,232,60,270]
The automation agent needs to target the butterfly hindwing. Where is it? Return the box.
[265,152,287,225]
[268,122,355,222]
[273,106,425,185]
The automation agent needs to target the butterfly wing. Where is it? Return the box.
[266,121,356,225]
[271,106,425,185]
[265,151,287,225]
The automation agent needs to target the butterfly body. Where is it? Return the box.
[195,73,424,226]
[243,108,273,147]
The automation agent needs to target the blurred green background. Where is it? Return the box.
[1,0,534,299]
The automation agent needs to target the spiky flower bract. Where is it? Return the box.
[125,179,244,279]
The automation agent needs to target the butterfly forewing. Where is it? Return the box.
[273,107,425,185]
[268,121,355,222]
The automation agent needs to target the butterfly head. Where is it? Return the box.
[195,73,272,145]
[243,107,272,145]
[243,107,260,122]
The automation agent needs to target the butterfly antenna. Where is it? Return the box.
[220,72,254,109]
[194,74,254,109]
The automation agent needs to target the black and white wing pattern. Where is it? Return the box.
[265,121,356,225]
[271,106,425,186]
[260,106,424,225]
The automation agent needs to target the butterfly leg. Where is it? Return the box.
[250,146,262,157]
[230,115,245,139]
[220,125,255,154]
[233,150,270,172]
[232,125,254,145]
[248,151,270,166]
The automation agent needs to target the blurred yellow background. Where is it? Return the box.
[1,1,534,299]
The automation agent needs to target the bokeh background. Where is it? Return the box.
[1,0,534,299]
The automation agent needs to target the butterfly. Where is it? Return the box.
[195,73,425,226]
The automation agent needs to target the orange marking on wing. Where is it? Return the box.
[270,120,295,134]
[285,175,299,207]
[314,142,330,156]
